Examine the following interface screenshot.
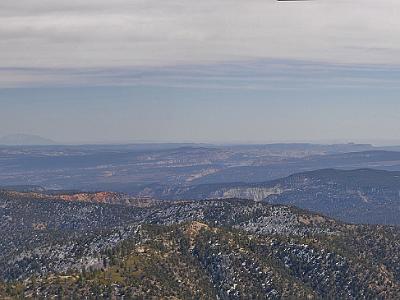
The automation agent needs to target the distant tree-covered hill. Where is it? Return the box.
[141,168,400,225]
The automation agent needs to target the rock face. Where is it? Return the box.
[217,186,284,201]
[1,191,400,299]
[0,189,159,207]
[56,191,122,203]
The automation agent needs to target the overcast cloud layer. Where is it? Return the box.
[1,0,400,87]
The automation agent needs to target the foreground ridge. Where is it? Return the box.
[0,191,400,299]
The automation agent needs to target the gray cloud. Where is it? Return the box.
[1,0,400,86]
[1,60,399,90]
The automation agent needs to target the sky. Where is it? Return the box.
[1,0,400,144]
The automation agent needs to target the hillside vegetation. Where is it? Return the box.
[1,191,400,299]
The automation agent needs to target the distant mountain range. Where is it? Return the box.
[0,134,56,145]
[190,150,400,184]
[139,168,400,226]
[2,141,400,191]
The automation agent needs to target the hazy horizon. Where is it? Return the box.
[2,132,400,147]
